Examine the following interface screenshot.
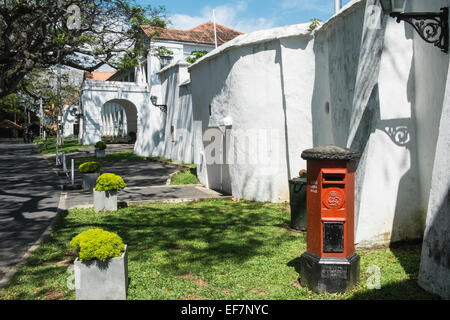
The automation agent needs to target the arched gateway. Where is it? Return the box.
[78,80,158,152]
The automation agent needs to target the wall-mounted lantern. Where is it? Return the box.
[150,96,167,113]
[379,0,449,53]
[69,107,84,119]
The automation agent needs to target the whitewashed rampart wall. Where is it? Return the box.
[190,24,315,201]
[312,0,424,248]
[79,81,153,155]
[188,0,449,264]
[156,61,194,163]
[414,0,450,301]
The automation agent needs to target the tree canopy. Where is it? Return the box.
[186,50,209,64]
[0,0,168,99]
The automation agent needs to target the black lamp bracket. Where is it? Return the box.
[152,104,167,113]
[390,7,449,53]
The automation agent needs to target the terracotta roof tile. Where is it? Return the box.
[140,21,243,45]
[83,71,116,81]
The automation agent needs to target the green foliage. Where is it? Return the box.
[150,17,167,28]
[53,33,68,45]
[15,68,80,121]
[0,94,21,121]
[170,167,200,185]
[37,137,91,155]
[151,46,174,60]
[95,173,126,191]
[95,141,107,150]
[0,1,169,99]
[78,161,102,174]
[186,51,209,64]
[70,228,125,261]
[308,18,322,31]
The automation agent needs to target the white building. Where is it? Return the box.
[108,22,243,102]
[78,22,242,146]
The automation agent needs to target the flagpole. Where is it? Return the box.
[213,9,218,49]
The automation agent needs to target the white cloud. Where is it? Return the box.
[169,14,205,30]
[281,0,333,13]
[169,2,275,33]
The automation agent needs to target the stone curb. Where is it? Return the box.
[64,195,233,210]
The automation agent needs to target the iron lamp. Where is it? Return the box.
[379,0,406,14]
[150,95,167,113]
[379,0,449,53]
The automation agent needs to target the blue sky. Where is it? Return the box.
[137,0,354,33]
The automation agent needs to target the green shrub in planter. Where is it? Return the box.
[95,141,107,150]
[95,173,126,191]
[78,161,102,173]
[70,228,125,261]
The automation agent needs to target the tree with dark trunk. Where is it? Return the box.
[0,0,167,99]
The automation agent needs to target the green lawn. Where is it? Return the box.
[170,167,201,185]
[35,137,91,155]
[73,150,146,164]
[0,200,438,300]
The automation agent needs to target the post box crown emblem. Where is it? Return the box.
[323,189,345,209]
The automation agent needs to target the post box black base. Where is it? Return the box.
[299,252,360,294]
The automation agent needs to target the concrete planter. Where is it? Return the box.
[94,189,118,212]
[74,245,128,300]
[82,173,100,191]
[95,149,106,158]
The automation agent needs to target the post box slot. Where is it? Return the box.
[322,173,346,185]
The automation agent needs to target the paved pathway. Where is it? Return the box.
[0,142,61,284]
[63,185,227,210]
[54,144,229,209]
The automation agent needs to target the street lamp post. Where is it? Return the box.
[39,92,43,138]
[379,0,449,53]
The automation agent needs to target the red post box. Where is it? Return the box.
[299,145,361,293]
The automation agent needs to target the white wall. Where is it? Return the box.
[414,0,450,300]
[188,0,448,254]
[62,105,76,138]
[190,24,315,201]
[79,81,152,153]
[101,102,128,137]
[149,40,215,87]
[148,61,195,164]
[307,0,428,248]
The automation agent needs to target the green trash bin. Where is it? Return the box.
[288,177,307,231]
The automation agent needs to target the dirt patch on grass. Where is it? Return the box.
[178,272,194,280]
[284,227,305,234]
[186,294,205,300]
[171,245,187,251]
[192,278,209,287]
[178,273,209,287]
[250,288,267,296]
[44,290,67,300]
[42,258,72,267]
[291,279,302,288]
